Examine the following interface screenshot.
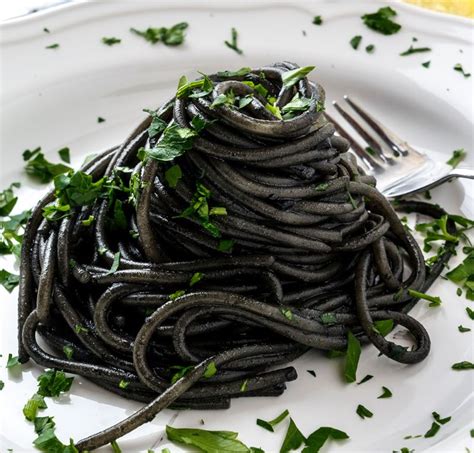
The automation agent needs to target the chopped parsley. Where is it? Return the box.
[305,426,349,452]
[23,394,47,421]
[37,369,74,397]
[217,239,235,252]
[203,361,217,378]
[313,16,323,25]
[106,252,121,275]
[23,147,71,183]
[452,361,474,370]
[281,93,312,118]
[0,380,4,390]
[45,43,59,49]
[57,147,70,164]
[0,269,20,292]
[170,365,193,384]
[320,313,337,325]
[350,35,362,50]
[344,331,361,383]
[447,148,467,168]
[97,116,106,123]
[111,440,122,453]
[169,289,186,301]
[118,380,129,389]
[224,27,243,54]
[453,63,471,78]
[281,307,293,320]
[256,409,289,432]
[0,206,29,257]
[356,404,373,419]
[166,426,251,452]
[357,374,373,385]
[43,27,50,33]
[408,289,441,307]
[307,370,316,377]
[6,353,20,369]
[281,66,315,88]
[446,249,474,300]
[102,37,121,46]
[240,380,248,392]
[189,272,203,287]
[466,307,474,320]
[176,73,214,99]
[62,345,74,360]
[217,67,252,78]
[280,418,306,453]
[265,102,282,119]
[211,90,236,109]
[458,325,471,333]
[422,60,431,68]
[378,386,393,398]
[366,44,375,53]
[361,7,401,35]
[400,45,431,56]
[0,182,20,216]
[373,319,394,336]
[165,164,183,188]
[74,324,89,334]
[130,22,188,46]
[178,182,225,238]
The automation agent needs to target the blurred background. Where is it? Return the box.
[0,0,473,21]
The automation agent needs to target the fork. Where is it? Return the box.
[326,96,474,198]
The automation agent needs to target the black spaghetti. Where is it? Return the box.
[18,62,451,450]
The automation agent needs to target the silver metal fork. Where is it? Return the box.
[327,96,474,198]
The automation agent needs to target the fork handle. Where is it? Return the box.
[449,167,474,180]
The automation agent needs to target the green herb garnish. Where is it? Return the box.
[344,331,361,383]
[256,409,289,432]
[224,27,243,54]
[313,16,323,25]
[281,93,312,117]
[37,369,74,397]
[424,421,441,438]
[0,269,20,293]
[170,365,193,384]
[176,73,214,99]
[422,60,431,68]
[453,63,471,78]
[373,319,394,336]
[102,37,121,46]
[63,345,74,360]
[166,425,250,452]
[356,404,373,419]
[130,23,188,46]
[0,182,20,216]
[366,44,375,53]
[357,374,373,385]
[169,289,186,301]
[45,43,59,49]
[204,361,217,378]
[466,307,474,320]
[281,66,315,88]
[361,7,401,35]
[57,147,70,164]
[165,164,183,188]
[23,394,47,421]
[303,426,349,452]
[189,272,204,287]
[408,288,442,307]
[6,353,20,369]
[350,35,362,50]
[452,361,474,370]
[378,386,393,398]
[97,116,106,123]
[111,440,122,453]
[106,252,121,275]
[280,418,306,453]
[446,148,466,168]
[281,307,293,320]
[307,370,316,378]
[400,45,431,56]
[23,147,71,183]
[217,67,252,78]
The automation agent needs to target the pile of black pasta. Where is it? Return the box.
[18,62,448,450]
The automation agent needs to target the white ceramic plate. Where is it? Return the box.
[1,1,473,452]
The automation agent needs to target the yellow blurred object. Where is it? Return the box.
[404,0,474,17]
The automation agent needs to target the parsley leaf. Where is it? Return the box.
[57,147,70,164]
[23,393,47,421]
[217,239,234,252]
[453,63,471,78]
[37,369,74,397]
[408,289,442,307]
[0,380,4,390]
[302,426,349,453]
[102,37,121,46]
[432,411,451,425]
[313,16,323,25]
[177,73,214,99]
[45,43,59,49]
[446,148,466,168]
[203,361,217,378]
[0,182,20,216]
[144,123,197,162]
[6,353,20,369]
[256,409,289,432]
[63,345,74,360]
[166,425,250,452]
[0,269,20,292]
[356,404,373,419]
[106,252,121,275]
[366,44,375,53]
[373,319,394,336]
[446,250,474,300]
[165,164,183,188]
[170,365,193,384]
[378,386,393,399]
[350,35,362,50]
[189,272,204,287]
[280,418,306,453]
[281,93,312,117]
[424,421,440,438]
[97,116,106,123]
[111,440,122,453]
[143,108,167,138]
[458,325,471,333]
[281,66,315,88]
[344,331,361,383]
[23,148,71,183]
[400,45,431,56]
[130,22,188,46]
[357,374,373,385]
[466,307,474,320]
[361,7,401,35]
[217,67,252,78]
[452,361,474,370]
[224,27,243,54]
[422,60,431,68]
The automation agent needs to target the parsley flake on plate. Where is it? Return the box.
[280,418,306,453]
[224,27,243,54]
[281,66,315,88]
[357,374,373,385]
[400,45,431,56]
[45,43,59,49]
[313,16,323,25]
[356,404,373,419]
[37,369,74,397]
[256,409,289,432]
[378,386,393,399]
[452,361,474,370]
[344,331,361,383]
[453,63,471,78]
[130,22,188,46]
[23,147,71,184]
[350,35,362,50]
[446,148,467,168]
[0,268,20,292]
[361,7,401,35]
[102,36,121,46]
